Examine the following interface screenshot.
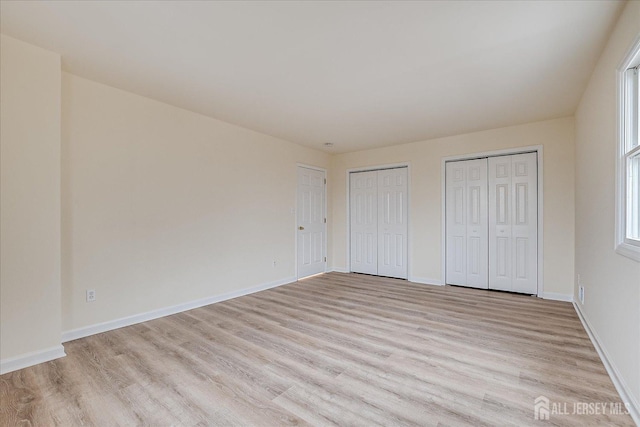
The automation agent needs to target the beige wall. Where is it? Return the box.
[574,0,640,411]
[61,73,330,332]
[0,35,63,360]
[330,117,576,298]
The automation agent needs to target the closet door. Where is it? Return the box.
[445,159,488,289]
[446,161,467,286]
[377,168,408,279]
[488,156,513,291]
[350,171,378,275]
[489,153,537,294]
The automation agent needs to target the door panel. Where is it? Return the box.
[446,159,488,289]
[510,153,537,294]
[297,167,326,278]
[464,159,488,289]
[488,156,513,291]
[488,153,537,294]
[350,171,378,275]
[377,168,408,279]
[445,162,467,286]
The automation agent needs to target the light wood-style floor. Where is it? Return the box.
[0,273,634,426]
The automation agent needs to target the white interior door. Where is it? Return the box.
[445,159,488,289]
[489,153,537,293]
[349,167,408,279]
[297,167,326,279]
[377,168,408,279]
[350,171,378,275]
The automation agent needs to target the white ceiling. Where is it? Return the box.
[0,1,624,153]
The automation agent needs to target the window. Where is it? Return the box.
[616,37,640,261]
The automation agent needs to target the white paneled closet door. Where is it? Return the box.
[350,171,378,275]
[488,153,537,294]
[445,159,489,289]
[377,168,408,279]
[350,168,408,279]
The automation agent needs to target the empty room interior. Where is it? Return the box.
[1,0,640,425]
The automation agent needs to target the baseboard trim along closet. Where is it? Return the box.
[61,276,297,343]
[0,345,66,375]
[574,302,640,426]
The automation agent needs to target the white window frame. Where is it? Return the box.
[615,35,640,262]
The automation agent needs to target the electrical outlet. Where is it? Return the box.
[86,289,96,302]
[577,274,584,304]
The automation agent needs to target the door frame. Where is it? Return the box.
[346,162,411,278]
[295,164,328,280]
[441,145,544,297]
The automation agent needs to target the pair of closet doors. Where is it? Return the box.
[445,152,538,294]
[350,167,408,279]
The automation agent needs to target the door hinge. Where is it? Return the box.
[324,257,327,262]
[324,178,327,184]
[324,218,327,223]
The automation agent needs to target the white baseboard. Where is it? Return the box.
[409,276,445,286]
[574,302,640,425]
[330,268,349,273]
[0,345,66,375]
[62,276,296,343]
[540,292,573,302]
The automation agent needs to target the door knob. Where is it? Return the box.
[299,226,305,230]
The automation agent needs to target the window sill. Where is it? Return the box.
[615,242,640,262]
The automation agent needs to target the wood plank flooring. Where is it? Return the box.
[0,272,634,426]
